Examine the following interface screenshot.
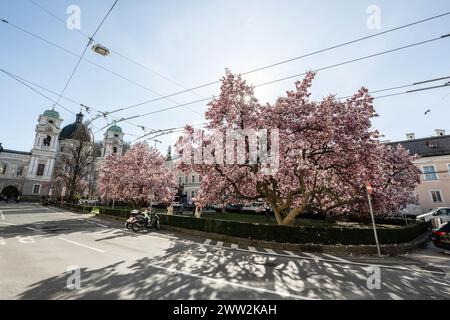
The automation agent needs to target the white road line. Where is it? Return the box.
[231,243,238,249]
[322,253,352,263]
[248,246,257,252]
[148,263,315,300]
[26,227,42,232]
[217,241,223,247]
[58,237,106,253]
[0,221,17,226]
[265,248,277,254]
[203,239,212,245]
[0,210,4,220]
[96,223,108,228]
[303,252,321,261]
[284,250,299,257]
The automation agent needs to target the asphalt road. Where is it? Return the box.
[0,202,449,300]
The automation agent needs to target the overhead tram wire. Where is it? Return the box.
[99,34,450,127]
[3,11,449,119]
[53,0,119,107]
[0,15,202,119]
[0,67,157,135]
[94,12,450,116]
[0,68,102,131]
[337,76,450,100]
[26,0,207,101]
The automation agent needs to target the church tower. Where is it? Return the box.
[102,124,124,157]
[26,109,62,184]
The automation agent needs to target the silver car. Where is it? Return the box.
[416,207,450,223]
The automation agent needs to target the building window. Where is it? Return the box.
[430,190,443,203]
[60,146,64,152]
[192,175,195,183]
[191,191,195,198]
[178,176,182,184]
[113,147,118,154]
[0,163,6,175]
[16,165,23,176]
[43,135,51,147]
[199,176,202,182]
[32,184,41,195]
[185,176,188,184]
[423,165,438,181]
[36,164,45,176]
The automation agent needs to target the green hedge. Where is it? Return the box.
[64,204,96,213]
[90,206,426,245]
[158,214,427,245]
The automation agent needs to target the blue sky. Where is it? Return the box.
[1,0,449,153]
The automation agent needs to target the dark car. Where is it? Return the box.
[431,223,450,250]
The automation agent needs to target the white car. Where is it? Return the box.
[416,207,450,223]
[242,202,265,213]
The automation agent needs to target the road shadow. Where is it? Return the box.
[14,240,450,300]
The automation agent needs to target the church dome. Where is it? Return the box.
[43,109,60,119]
[107,125,122,133]
[58,112,91,142]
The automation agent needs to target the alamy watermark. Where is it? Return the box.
[366,265,381,290]
[367,5,381,30]
[66,5,81,30]
[66,265,81,290]
[180,129,280,175]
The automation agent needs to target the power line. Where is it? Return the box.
[0,67,103,131]
[53,0,119,107]
[337,76,450,100]
[103,34,450,126]
[0,15,203,117]
[0,67,157,134]
[97,12,450,115]
[26,0,206,101]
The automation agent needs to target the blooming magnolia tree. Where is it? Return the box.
[99,142,177,209]
[175,70,420,225]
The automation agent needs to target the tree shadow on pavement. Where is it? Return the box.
[15,241,450,300]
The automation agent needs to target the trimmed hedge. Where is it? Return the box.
[158,214,427,245]
[66,205,426,245]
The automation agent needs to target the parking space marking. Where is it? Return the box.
[303,252,321,262]
[265,248,277,254]
[58,237,106,253]
[284,250,299,257]
[0,221,17,226]
[322,253,352,263]
[248,246,257,252]
[26,227,42,232]
[0,210,4,220]
[203,239,212,245]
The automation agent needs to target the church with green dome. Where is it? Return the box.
[0,109,125,200]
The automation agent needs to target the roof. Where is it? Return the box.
[387,135,450,157]
[43,109,60,119]
[107,125,122,133]
[59,112,91,142]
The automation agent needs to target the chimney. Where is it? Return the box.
[435,129,445,137]
[406,133,415,140]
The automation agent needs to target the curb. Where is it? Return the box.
[160,225,430,256]
[57,207,430,256]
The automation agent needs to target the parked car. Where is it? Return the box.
[416,207,450,224]
[242,202,265,213]
[202,206,216,214]
[225,204,243,213]
[431,222,450,251]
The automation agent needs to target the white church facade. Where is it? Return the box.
[0,109,124,200]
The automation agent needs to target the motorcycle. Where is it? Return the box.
[125,209,161,232]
